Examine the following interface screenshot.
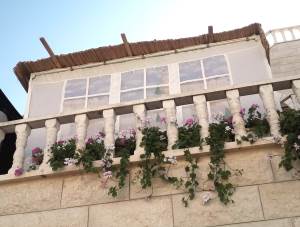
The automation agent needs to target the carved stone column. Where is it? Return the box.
[162,100,178,150]
[133,104,146,156]
[259,84,280,137]
[8,124,31,175]
[75,114,89,153]
[0,128,5,145]
[193,95,209,139]
[226,89,247,140]
[103,109,115,152]
[40,119,60,170]
[292,80,300,104]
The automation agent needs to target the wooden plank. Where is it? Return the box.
[39,37,62,68]
[121,33,133,56]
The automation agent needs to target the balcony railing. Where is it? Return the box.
[0,75,300,179]
[266,25,300,45]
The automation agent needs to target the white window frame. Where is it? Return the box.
[120,66,170,102]
[60,75,111,113]
[178,54,233,124]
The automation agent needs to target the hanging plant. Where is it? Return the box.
[241,104,270,143]
[173,117,203,149]
[75,133,106,172]
[48,138,77,171]
[114,128,136,157]
[206,121,242,205]
[279,108,300,171]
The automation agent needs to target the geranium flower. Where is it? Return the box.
[294,143,300,151]
[202,192,211,205]
[251,104,259,109]
[184,118,194,127]
[14,167,24,177]
[239,108,245,116]
[64,158,78,166]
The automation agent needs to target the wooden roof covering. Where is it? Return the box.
[14,23,269,92]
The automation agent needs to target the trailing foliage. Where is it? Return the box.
[48,139,76,171]
[182,149,199,207]
[279,108,300,171]
[206,122,241,205]
[173,118,203,149]
[243,104,270,138]
[114,129,136,157]
[139,126,169,188]
[75,135,106,172]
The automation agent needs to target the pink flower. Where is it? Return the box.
[32,147,42,155]
[57,140,65,145]
[98,132,105,138]
[160,117,167,124]
[184,118,194,127]
[251,104,259,109]
[239,108,245,116]
[14,167,23,177]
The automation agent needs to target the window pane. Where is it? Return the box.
[209,99,230,122]
[146,66,169,86]
[182,105,197,123]
[63,98,85,112]
[179,60,202,82]
[203,55,228,77]
[181,80,204,93]
[146,86,169,98]
[88,75,111,95]
[121,69,144,90]
[206,76,230,89]
[87,95,109,108]
[147,109,166,130]
[120,89,144,102]
[64,79,86,98]
[119,113,136,131]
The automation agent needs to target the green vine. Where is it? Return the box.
[173,118,203,149]
[48,138,76,171]
[206,122,241,204]
[182,149,199,207]
[279,108,300,171]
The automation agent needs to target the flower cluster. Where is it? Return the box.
[99,152,113,188]
[14,167,24,177]
[115,129,136,157]
[63,158,78,166]
[164,156,177,165]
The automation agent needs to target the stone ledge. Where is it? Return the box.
[0,137,280,185]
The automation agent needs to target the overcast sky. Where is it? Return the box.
[0,0,299,114]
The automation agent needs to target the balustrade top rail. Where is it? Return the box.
[0,74,299,134]
[266,25,300,45]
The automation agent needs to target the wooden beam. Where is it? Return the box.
[121,33,133,56]
[208,25,214,43]
[39,37,62,68]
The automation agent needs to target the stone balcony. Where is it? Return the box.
[0,75,300,227]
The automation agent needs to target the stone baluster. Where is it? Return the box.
[0,128,5,145]
[162,100,178,150]
[133,104,146,156]
[271,31,278,43]
[292,80,300,104]
[281,30,287,42]
[289,29,296,40]
[103,109,115,153]
[40,119,60,170]
[193,95,209,139]
[259,84,280,137]
[75,114,89,153]
[226,89,247,140]
[8,124,31,175]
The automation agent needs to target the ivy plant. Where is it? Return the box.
[173,118,203,149]
[75,135,106,172]
[48,138,76,171]
[279,108,300,171]
[206,122,241,204]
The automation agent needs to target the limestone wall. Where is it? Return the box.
[0,144,299,227]
[271,40,300,78]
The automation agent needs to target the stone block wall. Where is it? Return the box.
[0,144,299,227]
[271,40,300,78]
